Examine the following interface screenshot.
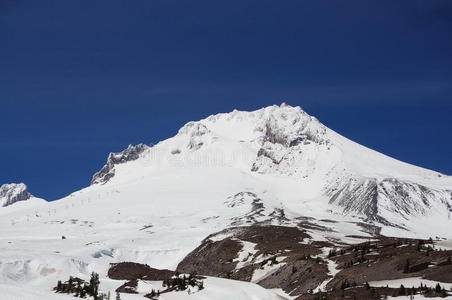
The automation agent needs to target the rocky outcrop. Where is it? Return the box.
[177,225,328,297]
[108,262,175,281]
[328,177,379,218]
[0,183,33,207]
[176,227,452,298]
[257,105,328,147]
[177,122,211,150]
[328,176,452,225]
[91,144,148,185]
[251,105,331,176]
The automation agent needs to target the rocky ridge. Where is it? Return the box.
[0,183,33,207]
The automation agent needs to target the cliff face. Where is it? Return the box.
[91,144,149,185]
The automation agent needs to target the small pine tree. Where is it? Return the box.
[68,276,74,293]
[56,280,62,292]
[116,291,121,300]
[89,272,100,297]
[328,248,337,257]
[80,287,87,298]
[399,284,406,296]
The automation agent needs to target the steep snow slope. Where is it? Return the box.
[0,104,451,299]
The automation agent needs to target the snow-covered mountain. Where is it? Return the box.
[91,103,452,232]
[0,104,451,300]
[0,183,46,207]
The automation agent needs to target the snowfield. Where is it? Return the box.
[1,104,451,299]
[115,277,286,300]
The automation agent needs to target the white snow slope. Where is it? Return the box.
[0,104,451,299]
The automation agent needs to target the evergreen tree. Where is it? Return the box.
[116,291,121,300]
[89,272,100,297]
[68,276,74,293]
[80,287,86,298]
[399,284,406,296]
[56,280,62,292]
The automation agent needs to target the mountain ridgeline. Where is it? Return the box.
[90,104,451,231]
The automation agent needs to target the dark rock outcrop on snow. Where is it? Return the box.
[91,144,148,185]
[325,237,452,290]
[108,262,175,281]
[177,122,211,150]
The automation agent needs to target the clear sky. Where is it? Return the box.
[1,0,451,200]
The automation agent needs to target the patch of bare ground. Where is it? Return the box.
[326,237,452,290]
[176,237,243,278]
[177,225,333,296]
[108,262,175,281]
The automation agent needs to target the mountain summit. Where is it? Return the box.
[91,104,452,231]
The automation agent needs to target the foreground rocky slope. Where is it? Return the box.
[180,226,452,297]
[101,224,452,298]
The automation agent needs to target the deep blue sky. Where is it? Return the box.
[1,0,451,200]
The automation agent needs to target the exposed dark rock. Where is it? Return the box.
[116,279,138,294]
[225,192,291,226]
[326,237,452,290]
[108,262,175,281]
[328,178,379,218]
[91,144,148,185]
[177,238,242,278]
[256,254,330,295]
[424,264,452,283]
[328,177,450,226]
[177,225,326,297]
[175,225,452,298]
